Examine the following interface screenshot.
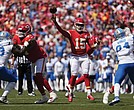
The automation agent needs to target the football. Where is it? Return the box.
[50,6,57,14]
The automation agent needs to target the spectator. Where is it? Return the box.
[54,56,65,91]
[45,57,56,91]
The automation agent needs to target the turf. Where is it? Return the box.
[0,90,133,110]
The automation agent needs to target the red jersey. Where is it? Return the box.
[86,36,99,56]
[68,30,91,55]
[12,34,47,63]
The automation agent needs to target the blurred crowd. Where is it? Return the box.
[0,0,134,56]
[0,0,134,94]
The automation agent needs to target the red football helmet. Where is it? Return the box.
[17,23,31,38]
[74,18,85,32]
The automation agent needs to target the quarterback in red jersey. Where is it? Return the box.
[65,35,99,100]
[12,23,57,104]
[52,15,96,102]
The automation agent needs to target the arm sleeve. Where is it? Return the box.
[53,20,70,38]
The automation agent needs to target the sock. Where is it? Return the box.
[114,83,120,98]
[95,82,99,91]
[69,75,77,93]
[33,74,46,96]
[131,84,134,93]
[109,86,114,93]
[43,78,52,92]
[99,83,103,92]
[2,82,16,97]
[83,74,90,90]
[75,76,84,86]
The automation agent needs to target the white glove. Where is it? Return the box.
[24,41,29,47]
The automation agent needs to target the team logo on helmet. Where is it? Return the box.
[17,23,31,38]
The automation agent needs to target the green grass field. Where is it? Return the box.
[0,90,133,110]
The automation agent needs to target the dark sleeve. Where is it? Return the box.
[11,44,27,57]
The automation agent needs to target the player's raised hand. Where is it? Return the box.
[50,5,57,22]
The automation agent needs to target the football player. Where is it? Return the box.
[107,28,134,106]
[12,23,57,104]
[65,36,99,100]
[0,31,17,104]
[103,27,134,105]
[52,14,98,102]
[12,24,35,96]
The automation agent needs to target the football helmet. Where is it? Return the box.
[0,31,12,41]
[114,28,125,40]
[17,23,31,38]
[74,18,85,32]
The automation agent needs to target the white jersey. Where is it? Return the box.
[89,59,98,76]
[99,59,106,74]
[61,57,70,75]
[54,61,65,76]
[103,58,114,73]
[46,61,54,73]
[0,39,13,66]
[112,35,134,64]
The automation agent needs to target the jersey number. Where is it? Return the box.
[116,42,130,52]
[75,38,86,49]
[0,45,5,56]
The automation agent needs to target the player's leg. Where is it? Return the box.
[0,67,17,104]
[103,85,114,104]
[25,64,35,96]
[32,61,49,104]
[127,64,134,97]
[17,64,24,95]
[81,60,95,100]
[95,72,100,92]
[67,57,78,102]
[34,58,57,104]
[50,72,56,91]
[109,64,127,106]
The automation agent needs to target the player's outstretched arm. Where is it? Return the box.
[51,11,70,38]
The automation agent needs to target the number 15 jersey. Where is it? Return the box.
[67,30,91,55]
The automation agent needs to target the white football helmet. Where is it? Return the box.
[114,28,125,40]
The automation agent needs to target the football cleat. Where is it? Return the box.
[103,92,109,104]
[18,92,23,95]
[68,93,73,102]
[109,97,120,106]
[65,91,69,97]
[87,94,95,101]
[65,85,76,98]
[65,91,76,98]
[0,96,9,104]
[34,95,49,104]
[47,92,58,103]
[28,92,36,96]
